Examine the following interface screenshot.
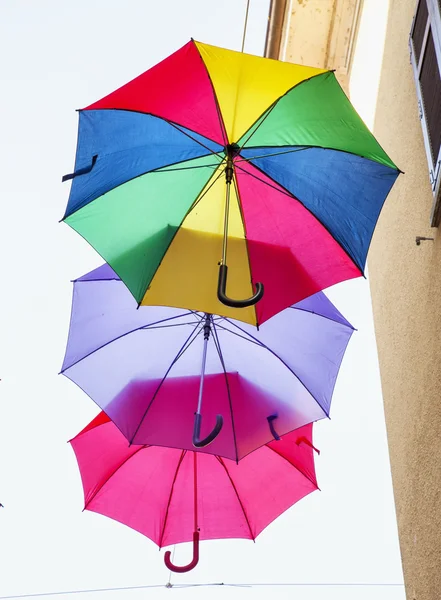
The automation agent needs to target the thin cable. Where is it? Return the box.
[167,547,176,587]
[0,581,405,598]
[241,0,251,53]
[193,452,198,531]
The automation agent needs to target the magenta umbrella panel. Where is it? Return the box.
[70,412,319,573]
[61,264,354,462]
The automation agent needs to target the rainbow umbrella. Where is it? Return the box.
[70,412,319,573]
[62,40,400,325]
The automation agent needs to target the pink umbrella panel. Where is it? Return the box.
[70,412,320,572]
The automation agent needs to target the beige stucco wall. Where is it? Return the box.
[280,0,361,92]
[277,1,441,597]
[357,2,441,599]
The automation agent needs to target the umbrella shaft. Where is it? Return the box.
[196,332,209,415]
[222,169,232,266]
[193,452,198,531]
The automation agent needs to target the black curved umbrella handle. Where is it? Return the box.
[217,264,264,309]
[193,412,223,448]
[267,414,281,441]
[164,531,200,573]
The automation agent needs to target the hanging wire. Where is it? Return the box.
[241,0,251,52]
[166,546,176,588]
[0,581,405,598]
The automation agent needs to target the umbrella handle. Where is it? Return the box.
[296,436,320,454]
[217,264,264,308]
[192,412,223,448]
[62,154,98,182]
[164,531,200,573]
[267,414,281,441]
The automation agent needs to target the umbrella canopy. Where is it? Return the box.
[62,40,400,326]
[70,412,319,572]
[61,264,354,461]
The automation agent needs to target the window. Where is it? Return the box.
[410,0,441,225]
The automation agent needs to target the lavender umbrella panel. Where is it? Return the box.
[61,264,354,461]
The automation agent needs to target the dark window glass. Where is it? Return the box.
[420,29,441,162]
[413,0,429,63]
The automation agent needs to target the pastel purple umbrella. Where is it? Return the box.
[61,264,354,461]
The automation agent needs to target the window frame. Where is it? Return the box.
[409,0,441,226]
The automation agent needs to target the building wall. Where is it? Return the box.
[356,2,441,599]
[274,1,441,597]
[278,0,361,92]
[274,0,441,598]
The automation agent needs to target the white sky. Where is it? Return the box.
[0,1,404,599]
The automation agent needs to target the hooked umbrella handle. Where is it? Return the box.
[62,154,98,182]
[164,531,200,573]
[193,412,223,448]
[217,264,264,309]
[267,414,281,441]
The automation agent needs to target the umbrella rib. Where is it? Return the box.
[128,319,205,444]
[216,457,255,541]
[181,161,226,214]
[136,164,226,306]
[140,321,204,330]
[152,162,222,173]
[61,152,221,222]
[159,450,187,549]
[220,318,330,418]
[61,311,194,373]
[236,144,403,169]
[286,306,356,330]
[235,147,311,163]
[192,40,228,146]
[232,159,365,275]
[265,443,318,488]
[164,119,225,160]
[211,322,239,464]
[231,170,258,327]
[210,322,264,348]
[84,445,147,510]
[236,71,332,150]
[79,107,223,147]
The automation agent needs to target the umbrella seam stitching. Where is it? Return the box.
[159,450,187,548]
[128,320,205,444]
[60,311,196,373]
[78,107,222,148]
[265,444,318,488]
[216,457,255,541]
[211,322,239,463]
[220,317,330,418]
[136,163,226,305]
[237,71,332,149]
[238,144,402,170]
[84,445,146,510]
[63,152,221,221]
[232,159,366,275]
[192,41,229,146]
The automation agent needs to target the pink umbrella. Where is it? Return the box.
[70,412,320,573]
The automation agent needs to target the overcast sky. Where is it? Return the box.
[0,1,404,599]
